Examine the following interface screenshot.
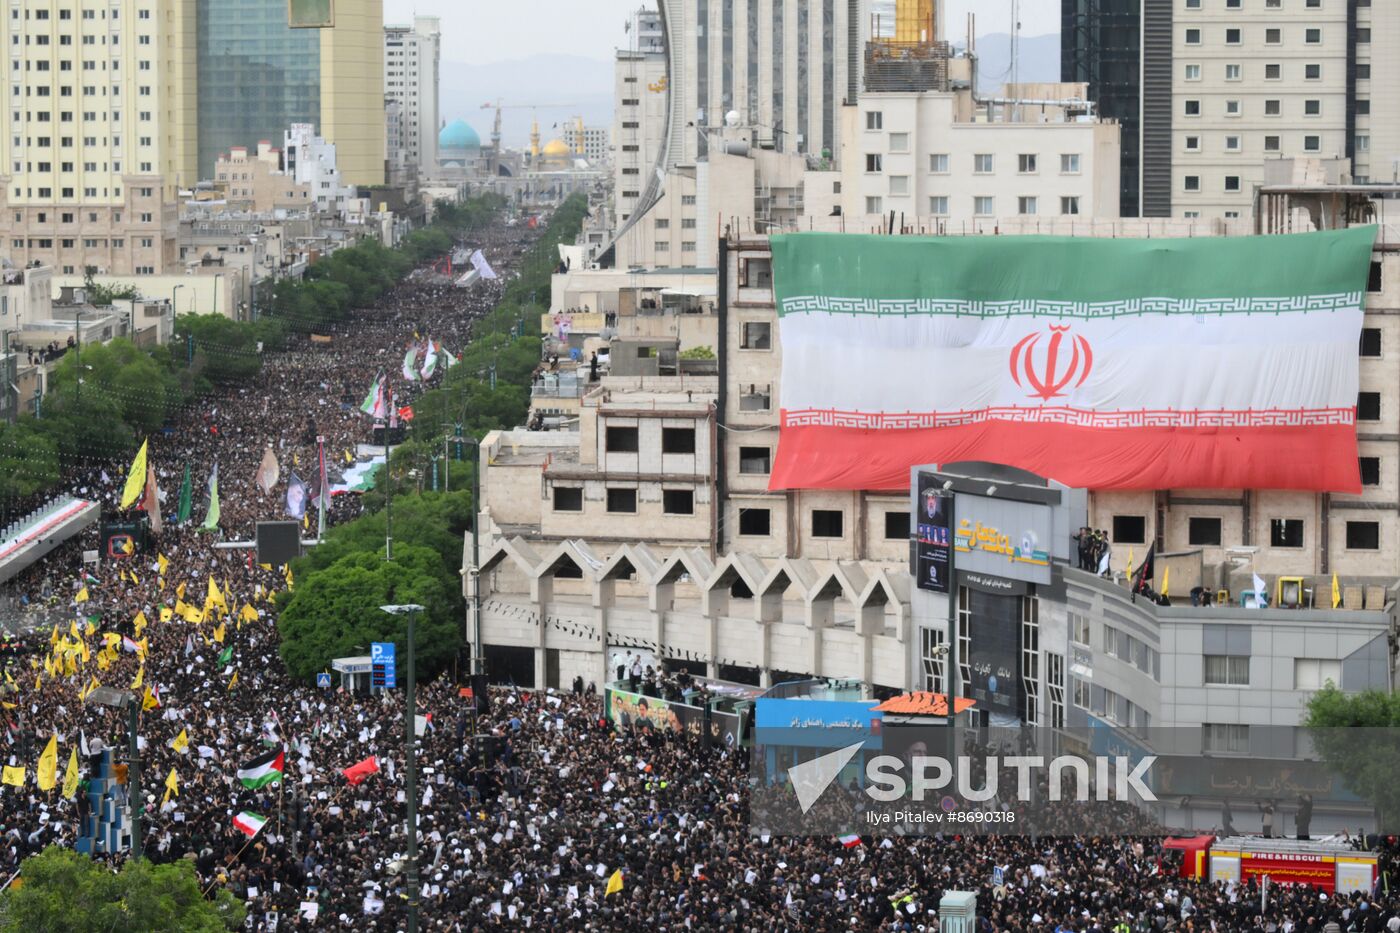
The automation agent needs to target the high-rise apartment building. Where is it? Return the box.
[0,0,198,275]
[383,16,440,177]
[614,7,668,232]
[196,0,385,186]
[1063,0,1399,222]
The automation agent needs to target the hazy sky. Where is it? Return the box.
[382,0,1059,65]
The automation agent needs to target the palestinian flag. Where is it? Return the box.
[232,811,267,838]
[235,748,284,789]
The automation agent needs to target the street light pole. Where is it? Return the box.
[381,603,424,933]
[127,695,142,859]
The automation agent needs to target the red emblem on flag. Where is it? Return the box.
[1010,325,1094,400]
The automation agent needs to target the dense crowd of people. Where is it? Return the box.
[0,209,1393,931]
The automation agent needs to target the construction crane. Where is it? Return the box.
[479,100,579,167]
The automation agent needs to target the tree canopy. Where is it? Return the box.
[1303,685,1400,827]
[1,846,245,933]
[276,544,461,682]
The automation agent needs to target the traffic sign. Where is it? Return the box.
[371,641,397,689]
[316,673,332,689]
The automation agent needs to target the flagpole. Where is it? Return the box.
[316,435,327,544]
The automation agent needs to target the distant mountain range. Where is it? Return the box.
[441,34,1061,151]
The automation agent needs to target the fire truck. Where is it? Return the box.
[1164,835,1379,894]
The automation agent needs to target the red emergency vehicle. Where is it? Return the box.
[1164,834,1378,894]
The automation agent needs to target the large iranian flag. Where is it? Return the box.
[768,227,1376,493]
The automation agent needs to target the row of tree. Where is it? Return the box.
[0,196,504,506]
[274,194,592,682]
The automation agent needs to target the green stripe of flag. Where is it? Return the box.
[770,226,1377,314]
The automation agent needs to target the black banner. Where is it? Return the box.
[915,473,953,593]
[966,587,1022,720]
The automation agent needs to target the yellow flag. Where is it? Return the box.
[159,606,174,623]
[206,578,226,611]
[77,640,90,664]
[35,734,57,791]
[212,623,226,644]
[1332,573,1341,609]
[162,767,179,806]
[61,748,79,799]
[1,766,24,787]
[74,587,89,604]
[176,581,187,600]
[344,449,354,463]
[142,685,160,711]
[96,651,111,672]
[63,654,77,677]
[84,620,95,638]
[133,611,148,637]
[49,625,59,646]
[131,665,143,689]
[32,675,39,692]
[605,869,624,897]
[285,566,294,590]
[129,569,138,584]
[258,563,272,573]
[102,633,121,649]
[227,671,239,692]
[1162,566,1170,599]
[241,603,259,623]
[120,439,148,510]
[157,553,169,576]
[172,729,189,754]
[1127,547,1134,578]
[69,619,79,640]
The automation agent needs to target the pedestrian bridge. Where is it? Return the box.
[0,494,99,584]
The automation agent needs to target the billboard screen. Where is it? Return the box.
[952,493,1053,585]
[288,0,333,28]
[913,472,952,593]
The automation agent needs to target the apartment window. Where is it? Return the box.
[1361,328,1382,357]
[1271,518,1305,548]
[1204,654,1250,686]
[973,153,993,173]
[889,175,908,196]
[1264,135,1281,152]
[1225,64,1241,81]
[1357,27,1371,42]
[653,240,670,253]
[661,427,696,454]
[1113,515,1146,544]
[738,446,771,474]
[928,153,948,173]
[876,509,909,541]
[1184,135,1201,152]
[739,387,771,411]
[1357,391,1382,423]
[811,509,844,538]
[1224,135,1241,153]
[552,486,583,511]
[1305,28,1321,44]
[741,321,771,350]
[739,508,771,536]
[1017,196,1037,215]
[1184,100,1200,116]
[1184,63,1200,81]
[1185,28,1200,45]
[1204,724,1249,755]
[605,426,639,453]
[865,111,882,130]
[1357,64,1370,79]
[1266,28,1281,44]
[1189,517,1222,546]
[974,196,994,216]
[1266,63,1281,80]
[680,241,696,253]
[1356,100,1370,116]
[662,489,695,515]
[1369,261,1383,293]
[865,196,883,214]
[1225,28,1241,45]
[889,132,909,152]
[1060,196,1080,215]
[606,488,637,513]
[1360,457,1381,487]
[1294,659,1341,691]
[681,195,696,205]
[1184,175,1201,192]
[929,196,948,215]
[1224,176,1241,192]
[922,628,947,693]
[1071,613,1092,646]
[1356,135,1372,151]
[1226,0,1240,6]
[1186,0,1200,6]
[1225,100,1241,116]
[1304,99,1320,116]
[1346,521,1380,550]
[1265,99,1281,116]
[139,237,152,248]
[1303,63,1321,81]
[864,153,882,173]
[1017,153,1037,173]
[1060,153,1080,174]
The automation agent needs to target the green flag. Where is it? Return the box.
[200,463,220,532]
[217,645,233,667]
[176,464,192,524]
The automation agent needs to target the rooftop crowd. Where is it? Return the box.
[0,209,1393,931]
